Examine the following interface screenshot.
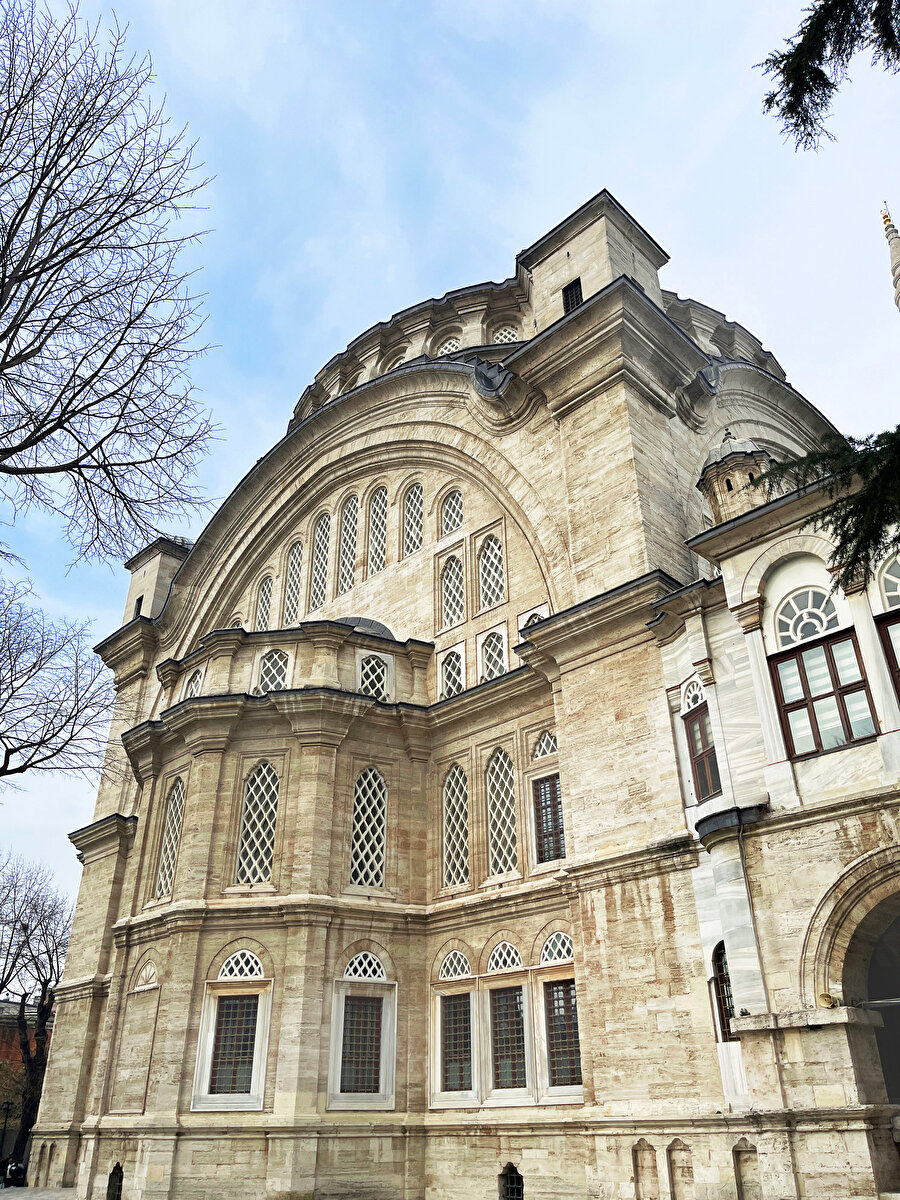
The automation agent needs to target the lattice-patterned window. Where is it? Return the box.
[486,749,517,875]
[255,575,273,632]
[478,535,505,609]
[437,336,461,355]
[490,986,526,1089]
[882,556,900,609]
[480,630,506,682]
[337,494,359,595]
[487,941,523,972]
[493,326,518,344]
[387,355,405,372]
[209,995,259,1094]
[544,979,582,1086]
[344,952,386,980]
[359,655,387,701]
[440,992,472,1091]
[533,773,566,863]
[532,730,557,759]
[283,541,303,625]
[309,513,331,610]
[442,763,469,888]
[523,611,543,628]
[329,957,396,1109]
[154,777,185,897]
[441,650,463,699]
[774,587,840,648]
[712,941,737,1042]
[441,556,465,628]
[235,762,280,885]
[183,669,202,700]
[230,616,243,629]
[402,483,424,557]
[439,950,471,980]
[218,950,264,979]
[368,487,388,575]
[440,489,463,537]
[349,767,387,887]
[256,649,288,695]
[540,932,574,964]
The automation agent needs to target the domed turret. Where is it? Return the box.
[697,430,772,524]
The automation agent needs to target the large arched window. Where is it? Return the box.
[402,483,424,557]
[309,513,331,610]
[194,948,272,1111]
[711,941,736,1042]
[282,541,303,625]
[442,764,469,888]
[440,556,465,627]
[235,762,280,885]
[478,535,505,609]
[255,575,273,632]
[486,748,517,875]
[367,487,388,575]
[774,587,839,648]
[155,777,185,898]
[441,650,463,699]
[440,489,463,536]
[349,767,387,887]
[337,494,359,595]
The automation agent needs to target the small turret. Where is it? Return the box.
[122,535,192,625]
[697,430,772,524]
[881,204,900,312]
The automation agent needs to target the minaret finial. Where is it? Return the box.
[882,203,900,313]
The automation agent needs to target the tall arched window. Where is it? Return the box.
[481,631,505,681]
[402,483,424,557]
[440,489,463,536]
[337,494,359,595]
[155,777,185,898]
[255,575,273,632]
[349,767,387,887]
[441,556,464,627]
[368,486,388,575]
[499,1163,524,1200]
[283,541,303,625]
[235,762,280,884]
[183,669,203,700]
[712,941,737,1042]
[478,535,505,609]
[309,513,331,610]
[493,326,518,344]
[441,650,463,699]
[442,763,469,887]
[486,748,517,875]
[106,1164,124,1200]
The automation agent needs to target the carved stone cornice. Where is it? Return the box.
[164,695,247,754]
[396,705,432,762]
[93,618,157,688]
[732,597,764,634]
[69,813,137,865]
[269,688,371,745]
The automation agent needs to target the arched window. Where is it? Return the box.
[439,950,471,979]
[255,575,273,632]
[774,586,839,647]
[235,762,280,885]
[667,1139,694,1200]
[387,354,405,372]
[436,335,461,355]
[481,630,506,681]
[540,932,574,964]
[712,941,737,1042]
[344,952,386,979]
[218,950,264,979]
[882,555,900,609]
[154,777,185,898]
[486,749,517,875]
[309,513,331,609]
[441,650,463,698]
[440,556,465,627]
[499,1163,524,1200]
[337,494,359,594]
[487,941,522,972]
[359,655,387,700]
[440,489,463,536]
[478,535,505,609]
[532,730,557,759]
[106,1163,124,1200]
[442,763,469,888]
[349,767,387,887]
[183,668,202,700]
[368,487,388,575]
[493,326,518,344]
[523,611,543,628]
[332,949,395,1105]
[283,541,303,625]
[256,649,288,695]
[402,483,424,557]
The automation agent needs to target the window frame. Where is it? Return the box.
[876,611,900,702]
[532,966,584,1101]
[191,976,272,1112]
[531,772,566,866]
[327,978,397,1110]
[430,983,479,1107]
[562,277,583,314]
[682,703,722,802]
[480,976,534,1106]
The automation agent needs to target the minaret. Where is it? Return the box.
[882,204,900,312]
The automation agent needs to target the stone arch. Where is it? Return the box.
[529,917,574,967]
[44,1143,56,1187]
[479,929,526,974]
[128,954,160,992]
[206,936,274,982]
[732,1138,760,1200]
[632,1138,659,1199]
[430,937,476,983]
[34,1144,46,1186]
[334,938,396,982]
[667,1138,694,1200]
[740,533,835,605]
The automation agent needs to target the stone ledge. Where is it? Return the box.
[731,1006,883,1034]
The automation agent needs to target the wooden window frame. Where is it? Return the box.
[711,942,737,1043]
[876,612,900,701]
[682,704,722,802]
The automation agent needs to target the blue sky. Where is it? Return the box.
[4,0,900,900]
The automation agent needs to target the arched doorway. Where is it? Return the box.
[843,896,900,1102]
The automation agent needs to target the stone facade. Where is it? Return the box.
[31,191,900,1199]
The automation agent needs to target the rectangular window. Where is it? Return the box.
[209,994,259,1094]
[490,986,526,1089]
[440,993,472,1091]
[771,632,877,759]
[878,613,900,701]
[544,979,582,1086]
[340,995,382,1093]
[562,277,583,314]
[533,774,566,863]
[684,706,722,801]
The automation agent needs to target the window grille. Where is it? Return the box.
[338,494,359,594]
[532,730,557,759]
[499,1163,524,1200]
[209,994,259,1094]
[478,535,505,608]
[368,487,388,575]
[441,556,465,627]
[154,777,185,897]
[183,669,202,700]
[256,649,288,695]
[544,979,582,1086]
[349,767,387,887]
[487,941,522,972]
[682,680,705,711]
[490,986,526,1088]
[230,617,243,629]
[540,932,574,964]
[441,992,472,1091]
[133,961,159,991]
[481,631,506,682]
[533,773,566,863]
[106,1164,124,1200]
[402,483,424,557]
[486,749,517,874]
[771,632,876,758]
[439,950,471,980]
[712,941,737,1041]
[523,611,543,629]
[493,326,518,345]
[359,655,388,700]
[235,762,280,884]
[441,650,463,698]
[344,951,386,979]
[684,705,722,800]
[774,587,840,648]
[309,513,331,609]
[283,541,303,625]
[218,950,264,980]
[442,763,470,887]
[339,995,382,1092]
[255,575,273,632]
[883,556,900,608]
[440,489,464,536]
[562,277,583,314]
[437,336,461,355]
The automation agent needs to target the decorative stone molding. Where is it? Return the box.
[732,597,763,633]
[69,813,137,866]
[741,533,835,604]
